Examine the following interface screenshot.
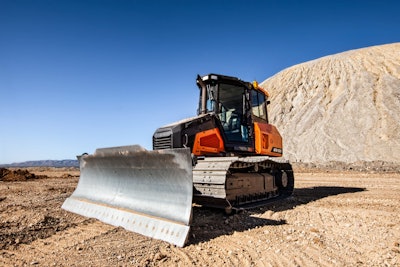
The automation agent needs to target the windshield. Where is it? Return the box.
[218,83,243,115]
[197,80,249,143]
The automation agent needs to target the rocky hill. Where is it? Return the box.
[260,43,400,167]
[0,160,79,168]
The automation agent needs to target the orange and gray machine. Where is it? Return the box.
[63,74,294,247]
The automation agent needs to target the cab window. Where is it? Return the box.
[218,83,248,142]
[251,90,267,120]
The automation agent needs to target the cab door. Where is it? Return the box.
[217,82,252,151]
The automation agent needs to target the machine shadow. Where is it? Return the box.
[264,186,366,213]
[187,186,365,245]
[188,206,286,245]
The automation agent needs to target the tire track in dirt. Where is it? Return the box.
[262,223,336,266]
[175,245,207,265]
[0,220,115,266]
[292,205,365,265]
[211,233,264,266]
[289,177,400,266]
[1,170,399,266]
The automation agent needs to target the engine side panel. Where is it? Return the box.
[192,127,225,156]
[254,122,283,156]
[153,114,221,151]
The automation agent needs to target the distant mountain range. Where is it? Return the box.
[0,160,79,168]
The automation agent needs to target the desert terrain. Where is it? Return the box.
[1,167,399,266]
[1,43,399,267]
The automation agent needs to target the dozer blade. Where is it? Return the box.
[62,145,193,247]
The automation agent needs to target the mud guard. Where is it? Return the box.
[62,145,193,247]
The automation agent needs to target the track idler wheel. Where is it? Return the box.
[276,171,289,188]
[274,168,294,197]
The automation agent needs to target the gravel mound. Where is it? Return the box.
[261,43,400,166]
[0,168,47,181]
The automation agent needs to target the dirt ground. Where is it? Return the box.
[0,167,399,266]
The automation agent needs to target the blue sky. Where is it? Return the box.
[1,0,399,163]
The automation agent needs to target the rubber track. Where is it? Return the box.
[192,156,294,210]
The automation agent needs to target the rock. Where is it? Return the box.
[153,252,166,261]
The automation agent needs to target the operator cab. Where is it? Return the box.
[197,74,270,153]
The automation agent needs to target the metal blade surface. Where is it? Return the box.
[62,145,193,247]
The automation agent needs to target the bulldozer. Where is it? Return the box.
[62,73,294,247]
